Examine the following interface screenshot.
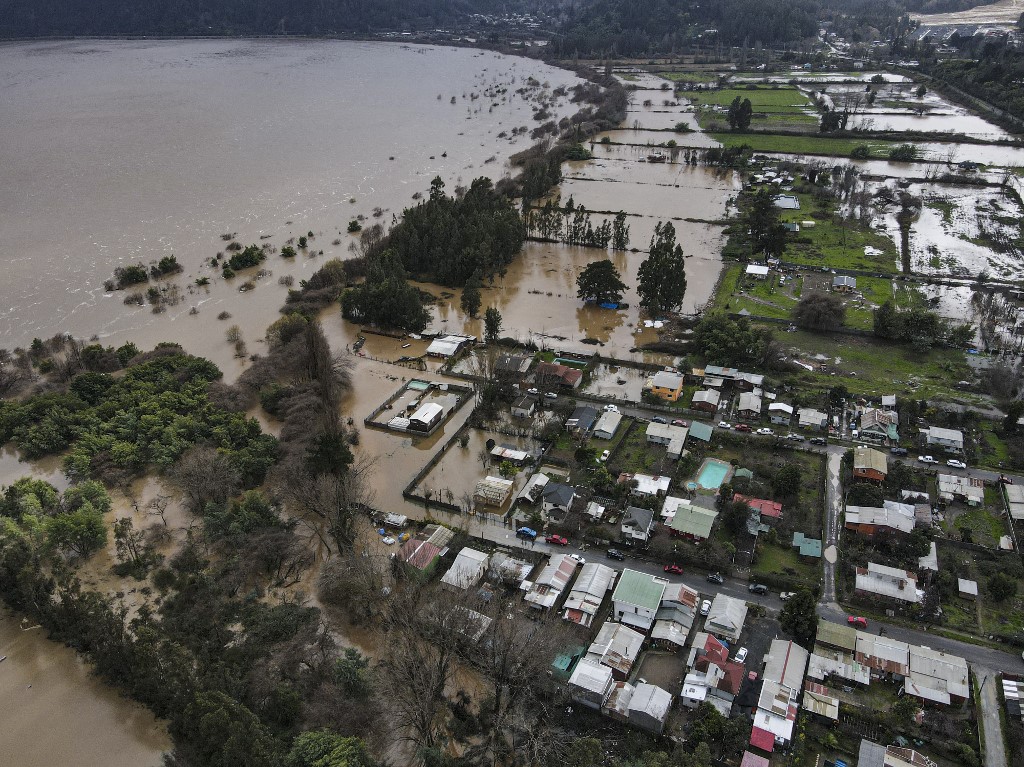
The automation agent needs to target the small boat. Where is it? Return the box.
[401,343,411,349]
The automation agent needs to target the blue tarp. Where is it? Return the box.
[598,301,620,310]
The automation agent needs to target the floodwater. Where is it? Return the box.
[0,609,169,767]
[913,0,1024,26]
[0,40,581,374]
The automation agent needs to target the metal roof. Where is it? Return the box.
[612,568,668,612]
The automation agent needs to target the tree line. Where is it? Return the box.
[526,197,631,250]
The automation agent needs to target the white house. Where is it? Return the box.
[768,402,794,426]
[568,658,614,709]
[594,410,623,440]
[798,408,828,430]
[921,426,964,454]
[705,594,747,642]
[621,506,657,543]
[587,621,646,680]
[745,264,770,279]
[524,554,579,610]
[563,563,617,628]
[627,683,673,734]
[511,396,535,418]
[440,548,490,590]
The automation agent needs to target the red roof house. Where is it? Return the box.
[735,494,783,521]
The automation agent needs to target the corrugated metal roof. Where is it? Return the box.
[612,569,668,612]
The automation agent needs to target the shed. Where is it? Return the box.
[957,578,978,600]
[745,264,770,279]
[440,548,490,590]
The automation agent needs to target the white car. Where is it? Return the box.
[603,404,619,413]
[946,459,967,469]
[527,387,539,395]
[718,421,731,429]
[734,647,749,664]
[699,599,712,616]
[544,392,558,400]
[786,433,805,441]
[756,427,774,436]
[779,591,796,601]
[919,455,938,464]
[381,536,396,545]
[568,553,586,566]
[599,450,610,462]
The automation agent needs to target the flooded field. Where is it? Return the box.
[912,0,1024,26]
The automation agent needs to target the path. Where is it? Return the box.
[977,666,1009,767]
[822,451,842,604]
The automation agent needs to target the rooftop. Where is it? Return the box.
[612,569,668,612]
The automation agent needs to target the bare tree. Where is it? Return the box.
[147,494,171,526]
[285,454,376,556]
[169,445,242,513]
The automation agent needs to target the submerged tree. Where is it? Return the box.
[637,221,687,316]
[576,260,626,304]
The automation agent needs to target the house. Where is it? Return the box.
[741,752,771,767]
[763,639,809,690]
[735,494,783,522]
[534,361,583,390]
[797,408,828,430]
[586,621,646,680]
[524,554,579,610]
[408,402,444,434]
[440,547,490,590]
[768,402,794,426]
[803,681,840,722]
[746,264,770,279]
[957,578,978,600]
[517,472,549,504]
[855,632,911,676]
[1007,483,1024,521]
[425,334,474,357]
[907,645,969,704]
[563,563,617,628]
[510,396,535,418]
[585,501,606,522]
[474,476,514,507]
[807,647,871,687]
[691,389,721,412]
[855,562,923,604]
[647,370,684,401]
[815,618,857,653]
[621,506,657,543]
[665,497,718,542]
[792,531,822,559]
[859,408,899,444]
[844,500,915,537]
[611,569,668,632]
[568,658,614,709]
[937,473,984,505]
[594,410,623,440]
[853,446,888,482]
[706,594,748,642]
[652,583,700,649]
[541,482,576,517]
[774,194,801,210]
[688,422,714,443]
[752,640,810,749]
[858,740,941,767]
[495,354,532,379]
[490,444,529,464]
[921,426,964,454]
[565,405,598,435]
[488,552,534,586]
[396,524,454,573]
[619,472,671,497]
[832,275,857,292]
[627,683,674,734]
[881,394,897,411]
[733,372,765,392]
[646,422,687,459]
[737,392,763,421]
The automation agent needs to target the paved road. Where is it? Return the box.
[822,451,842,604]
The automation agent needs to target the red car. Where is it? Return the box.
[671,419,688,427]
[848,616,868,629]
[663,564,684,575]
[545,534,569,546]
[734,423,752,433]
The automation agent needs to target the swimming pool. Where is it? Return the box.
[694,458,733,491]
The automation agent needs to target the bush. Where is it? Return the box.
[850,144,871,159]
[888,143,918,162]
[112,264,149,289]
[564,143,593,161]
[347,220,362,233]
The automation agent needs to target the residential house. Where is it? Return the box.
[490,444,529,464]
[881,395,897,411]
[774,194,801,210]
[563,563,617,628]
[692,389,721,413]
[611,569,668,632]
[844,500,915,537]
[746,264,770,279]
[568,658,614,709]
[853,446,888,482]
[792,532,822,559]
[534,361,583,390]
[646,421,687,459]
[474,476,514,507]
[855,632,911,677]
[741,752,771,767]
[440,548,490,590]
[815,619,858,653]
[957,578,978,601]
[706,594,748,642]
[621,506,657,544]
[937,473,984,505]
[652,583,699,650]
[627,683,674,734]
[585,501,606,522]
[858,740,941,767]
[921,426,964,454]
[664,496,719,542]
[733,372,765,392]
[488,553,533,587]
[408,402,445,434]
[688,422,714,443]
[803,681,840,723]
[516,472,549,504]
[807,647,871,687]
[735,494,783,522]
[859,408,899,444]
[495,354,532,379]
[647,370,685,401]
[541,482,576,518]
[854,562,923,604]
[833,275,857,292]
[768,402,794,426]
[594,410,623,440]
[737,392,763,421]
[425,334,474,357]
[763,639,809,691]
[619,472,671,497]
[524,554,579,610]
[510,396,535,418]
[751,639,810,749]
[906,645,969,704]
[395,524,454,574]
[1007,483,1024,521]
[586,621,646,680]
[566,405,598,436]
[797,408,828,430]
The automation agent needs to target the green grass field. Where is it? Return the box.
[709,132,902,159]
[680,86,812,112]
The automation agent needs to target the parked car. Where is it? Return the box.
[545,534,569,546]
[779,591,796,601]
[786,433,805,441]
[734,647,749,664]
[663,564,684,575]
[890,447,909,456]
[544,391,558,400]
[700,599,712,616]
[381,536,396,545]
[599,449,610,462]
[526,387,539,395]
[756,427,774,436]
[918,455,938,464]
[516,527,538,540]
[568,553,586,566]
[1001,475,1014,485]
[946,459,967,469]
[604,404,619,413]
[734,424,752,433]
[652,416,669,424]
[672,419,689,427]
[748,583,769,595]
[809,437,827,445]
[706,572,725,585]
[848,616,868,629]
[606,548,626,561]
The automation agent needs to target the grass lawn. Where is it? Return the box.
[659,71,722,84]
[943,599,980,632]
[751,541,820,586]
[981,588,1024,635]
[709,131,902,159]
[978,421,1011,469]
[613,423,670,476]
[954,507,1005,548]
[680,86,812,112]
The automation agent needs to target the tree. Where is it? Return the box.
[286,731,373,767]
[171,445,242,514]
[779,588,817,647]
[340,249,431,333]
[460,273,482,318]
[737,97,753,130]
[1004,400,1024,434]
[47,503,107,559]
[483,306,502,343]
[793,292,846,331]
[576,259,626,304]
[772,464,801,500]
[611,212,630,250]
[989,572,1018,602]
[743,189,788,258]
[637,221,687,316]
[892,695,921,729]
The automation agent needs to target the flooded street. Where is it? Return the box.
[0,609,169,767]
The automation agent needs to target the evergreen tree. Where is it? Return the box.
[484,307,503,343]
[460,273,482,318]
[637,221,687,315]
[576,260,626,304]
[611,212,630,250]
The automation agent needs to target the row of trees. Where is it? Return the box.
[526,198,631,251]
[873,300,974,351]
